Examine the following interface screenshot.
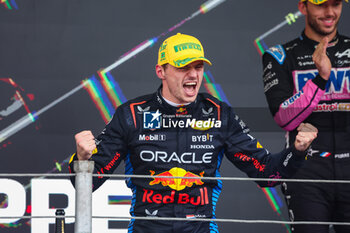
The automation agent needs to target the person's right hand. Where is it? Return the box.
[75,130,96,160]
[312,37,331,80]
[294,123,318,152]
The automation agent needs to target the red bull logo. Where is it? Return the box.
[149,167,204,191]
[176,107,188,115]
[142,187,209,206]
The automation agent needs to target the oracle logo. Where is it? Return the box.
[140,150,212,164]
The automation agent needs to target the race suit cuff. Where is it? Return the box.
[312,75,328,90]
[291,145,308,158]
[280,146,306,179]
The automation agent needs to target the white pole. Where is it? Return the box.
[74,161,94,233]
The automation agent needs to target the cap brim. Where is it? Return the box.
[171,57,212,68]
[202,58,212,66]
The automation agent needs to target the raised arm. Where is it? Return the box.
[262,41,329,131]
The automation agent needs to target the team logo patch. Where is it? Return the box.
[149,167,204,191]
[335,49,350,58]
[266,45,286,65]
[176,107,188,115]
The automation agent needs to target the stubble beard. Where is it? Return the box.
[307,14,339,37]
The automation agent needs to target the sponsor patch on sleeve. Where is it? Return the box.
[266,45,286,65]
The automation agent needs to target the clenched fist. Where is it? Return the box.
[294,123,318,152]
[75,130,96,160]
[312,37,331,80]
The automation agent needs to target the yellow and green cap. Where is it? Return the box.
[300,0,348,4]
[158,33,212,68]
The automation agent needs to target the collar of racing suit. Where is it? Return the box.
[300,30,340,48]
[155,85,198,115]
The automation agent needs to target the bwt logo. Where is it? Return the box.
[281,90,304,109]
[143,110,161,129]
[295,68,350,93]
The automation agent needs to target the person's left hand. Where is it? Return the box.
[294,123,318,152]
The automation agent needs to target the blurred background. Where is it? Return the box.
[1,0,349,232]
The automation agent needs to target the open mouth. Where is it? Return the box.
[183,82,197,96]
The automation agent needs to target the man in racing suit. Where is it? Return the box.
[262,0,350,232]
[70,33,317,233]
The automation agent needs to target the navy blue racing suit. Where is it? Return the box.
[69,86,306,233]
